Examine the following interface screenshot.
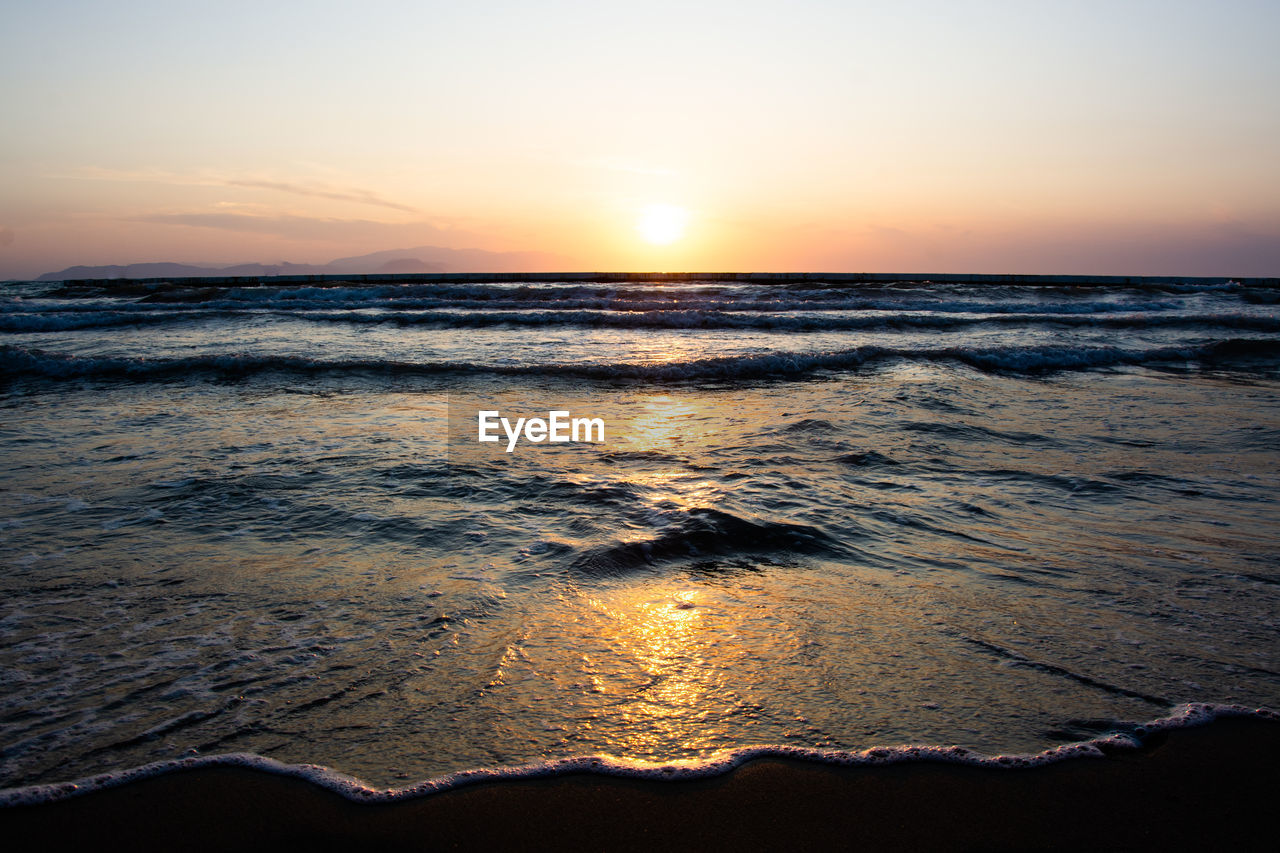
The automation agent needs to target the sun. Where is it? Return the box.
[636,204,689,245]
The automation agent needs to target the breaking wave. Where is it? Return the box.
[6,339,1278,383]
[2,704,1273,807]
[570,507,848,573]
[8,307,1280,334]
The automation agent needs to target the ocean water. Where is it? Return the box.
[1,275,1278,796]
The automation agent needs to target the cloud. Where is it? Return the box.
[223,179,417,213]
[59,167,417,213]
[132,211,461,245]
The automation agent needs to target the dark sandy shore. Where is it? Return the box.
[3,716,1276,852]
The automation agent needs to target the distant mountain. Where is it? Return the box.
[38,262,244,281]
[36,246,564,281]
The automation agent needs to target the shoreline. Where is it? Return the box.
[27,271,1280,288]
[3,715,1277,851]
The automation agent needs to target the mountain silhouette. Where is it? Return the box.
[37,245,564,281]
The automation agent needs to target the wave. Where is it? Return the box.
[0,309,235,332]
[570,507,848,573]
[5,339,1279,383]
[16,307,1280,335]
[1,704,1272,807]
[295,309,1280,333]
[6,305,1279,338]
[4,289,1192,316]
[35,274,1269,300]
[5,278,1274,336]
[125,291,1188,316]
[8,278,1226,310]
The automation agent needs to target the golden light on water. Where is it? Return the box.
[629,333,704,367]
[591,588,721,756]
[629,395,699,452]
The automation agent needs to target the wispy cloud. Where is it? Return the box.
[133,211,453,243]
[58,167,417,213]
[223,179,417,213]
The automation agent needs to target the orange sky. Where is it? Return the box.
[2,1,1278,278]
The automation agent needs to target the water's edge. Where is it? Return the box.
[3,703,1274,809]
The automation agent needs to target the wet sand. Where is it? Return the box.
[2,716,1276,852]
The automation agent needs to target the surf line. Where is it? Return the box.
[478,410,605,452]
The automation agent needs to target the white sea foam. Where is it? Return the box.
[1,704,1273,808]
[9,302,1280,334]
[5,339,1278,382]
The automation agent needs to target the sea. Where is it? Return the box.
[1,273,1278,802]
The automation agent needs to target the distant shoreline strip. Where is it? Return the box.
[38,271,1280,287]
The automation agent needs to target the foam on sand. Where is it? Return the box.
[1,702,1272,807]
[1,705,1276,852]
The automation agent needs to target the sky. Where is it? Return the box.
[2,0,1278,278]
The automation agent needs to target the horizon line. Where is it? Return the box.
[24,271,1280,288]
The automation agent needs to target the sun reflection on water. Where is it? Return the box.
[626,395,699,452]
[586,587,728,756]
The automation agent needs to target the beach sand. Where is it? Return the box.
[3,716,1276,852]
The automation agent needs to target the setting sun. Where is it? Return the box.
[637,204,690,245]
